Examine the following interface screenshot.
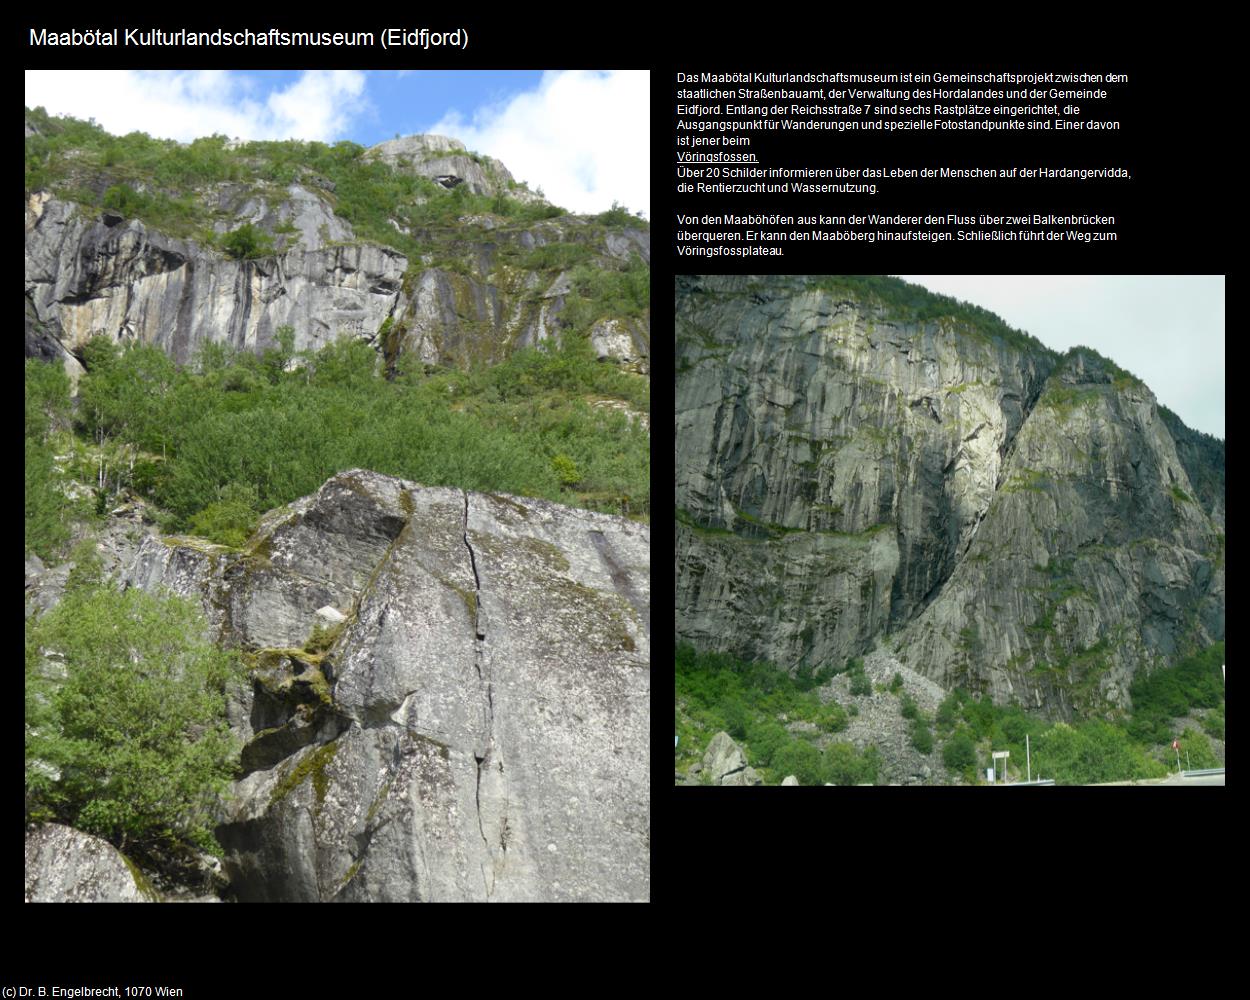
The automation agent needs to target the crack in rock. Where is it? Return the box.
[464,492,496,898]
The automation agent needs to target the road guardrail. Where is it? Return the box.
[1181,768,1225,777]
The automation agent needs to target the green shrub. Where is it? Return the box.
[910,718,934,754]
[943,730,977,773]
[745,719,789,768]
[596,201,637,226]
[850,670,872,696]
[1033,720,1166,784]
[1201,703,1225,741]
[25,585,243,855]
[815,701,848,733]
[1175,728,1219,769]
[899,693,919,719]
[187,482,260,548]
[822,742,879,786]
[551,454,581,488]
[889,672,904,693]
[720,696,750,740]
[220,223,275,260]
[772,739,823,786]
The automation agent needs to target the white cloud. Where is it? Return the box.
[429,70,650,218]
[24,70,367,143]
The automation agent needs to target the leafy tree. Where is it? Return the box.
[25,357,71,440]
[25,438,70,560]
[25,585,244,855]
[745,719,789,768]
[772,739,823,786]
[719,695,750,741]
[25,360,74,559]
[943,729,977,774]
[261,325,297,384]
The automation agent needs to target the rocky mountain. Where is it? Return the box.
[675,275,1224,721]
[25,110,650,381]
[30,470,650,901]
[24,110,650,900]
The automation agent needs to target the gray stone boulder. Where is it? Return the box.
[128,469,649,901]
[702,731,763,785]
[25,824,159,902]
[781,775,800,786]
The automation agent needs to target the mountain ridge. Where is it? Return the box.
[675,274,1223,720]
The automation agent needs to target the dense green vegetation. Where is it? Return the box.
[936,641,1224,783]
[1125,641,1224,744]
[675,644,880,785]
[26,581,244,860]
[804,275,1054,356]
[24,108,584,248]
[25,359,76,560]
[26,329,648,553]
[677,638,1224,786]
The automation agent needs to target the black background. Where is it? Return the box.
[23,14,1228,935]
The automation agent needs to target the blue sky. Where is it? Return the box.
[895,275,1225,439]
[24,69,649,217]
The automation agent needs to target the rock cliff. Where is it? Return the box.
[125,469,649,901]
[25,116,650,379]
[675,275,1224,719]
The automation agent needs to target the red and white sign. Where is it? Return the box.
[1171,740,1179,750]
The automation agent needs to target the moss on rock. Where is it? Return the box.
[268,739,340,811]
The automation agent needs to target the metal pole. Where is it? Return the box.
[1174,747,1181,772]
[1026,734,1031,784]
[1186,751,1191,770]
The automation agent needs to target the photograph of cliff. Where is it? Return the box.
[675,274,1224,787]
[24,70,650,902]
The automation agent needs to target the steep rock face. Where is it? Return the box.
[26,191,650,376]
[25,823,158,902]
[364,135,519,198]
[675,275,1224,717]
[126,470,649,901]
[676,274,1053,671]
[892,353,1224,717]
[26,192,404,367]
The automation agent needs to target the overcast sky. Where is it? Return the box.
[895,275,1225,439]
[24,69,650,218]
